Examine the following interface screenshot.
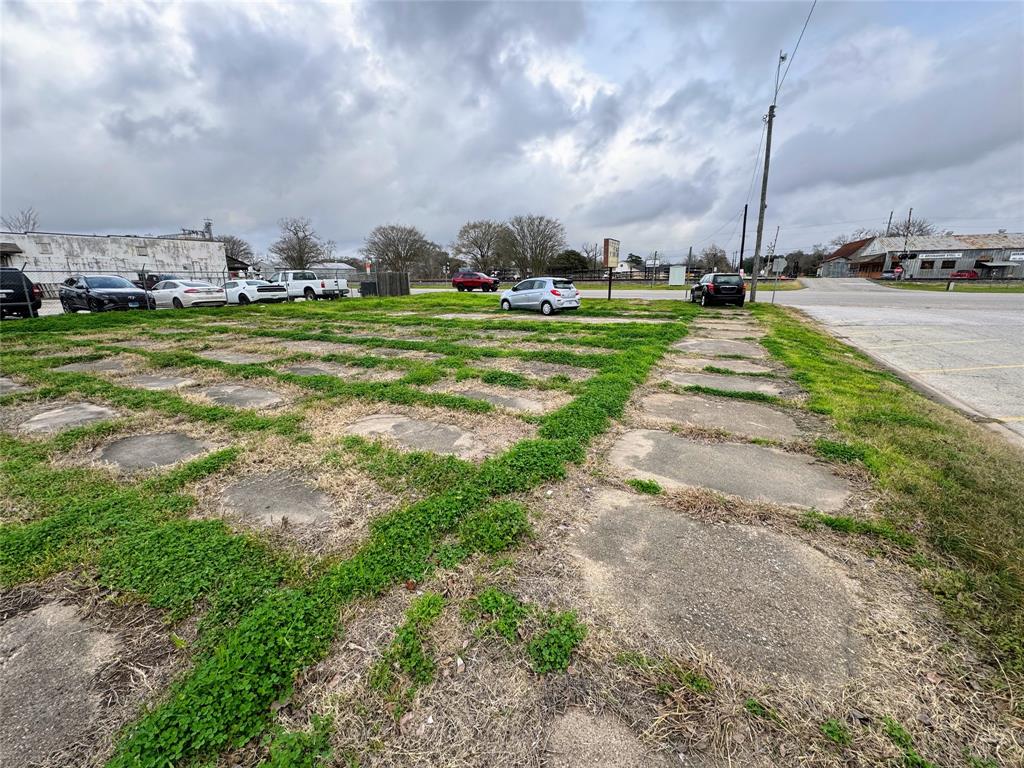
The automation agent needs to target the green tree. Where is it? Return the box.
[548,248,588,272]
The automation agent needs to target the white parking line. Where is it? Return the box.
[910,363,1024,374]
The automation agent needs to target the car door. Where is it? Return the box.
[152,281,176,308]
[223,281,238,303]
[509,280,532,307]
[71,276,91,310]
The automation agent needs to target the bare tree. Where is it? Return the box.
[830,216,936,248]
[361,224,432,274]
[697,243,730,272]
[1,206,40,232]
[269,217,334,270]
[218,235,255,266]
[451,220,507,273]
[581,242,602,270]
[504,215,566,276]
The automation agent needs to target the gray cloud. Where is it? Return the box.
[585,159,719,227]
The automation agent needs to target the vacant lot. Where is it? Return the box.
[1,294,1020,768]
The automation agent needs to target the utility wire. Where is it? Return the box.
[776,0,817,101]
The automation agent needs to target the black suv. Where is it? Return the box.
[0,267,43,318]
[59,274,155,313]
[690,273,746,307]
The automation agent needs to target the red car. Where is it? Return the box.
[950,270,978,280]
[452,271,500,292]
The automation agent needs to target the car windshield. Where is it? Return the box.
[182,281,214,288]
[85,276,134,289]
[295,272,315,280]
[713,275,743,286]
[553,279,574,289]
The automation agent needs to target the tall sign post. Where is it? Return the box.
[603,238,620,301]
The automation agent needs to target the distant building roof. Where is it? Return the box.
[829,233,1024,263]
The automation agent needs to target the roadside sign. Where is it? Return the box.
[668,265,685,286]
[603,238,620,268]
[771,257,787,273]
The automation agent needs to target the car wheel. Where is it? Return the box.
[456,285,464,292]
[541,301,554,316]
[238,294,250,305]
[172,297,184,309]
[304,288,316,301]
[501,299,512,311]
[736,298,745,307]
[88,297,102,312]
[60,297,74,314]
[700,293,709,307]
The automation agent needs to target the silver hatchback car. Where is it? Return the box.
[500,277,581,315]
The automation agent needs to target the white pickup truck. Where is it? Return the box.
[267,270,349,300]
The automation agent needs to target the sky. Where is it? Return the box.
[2,0,1022,263]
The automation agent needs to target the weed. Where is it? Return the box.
[814,437,873,467]
[369,593,445,708]
[743,698,782,724]
[802,510,916,549]
[458,501,532,554]
[525,610,587,674]
[466,587,527,642]
[259,716,333,768]
[820,718,852,745]
[881,716,938,768]
[683,385,784,404]
[627,478,662,495]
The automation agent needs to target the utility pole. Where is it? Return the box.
[750,51,786,303]
[739,203,748,274]
[686,245,693,278]
[885,210,894,237]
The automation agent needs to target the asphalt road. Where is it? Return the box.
[775,279,1024,443]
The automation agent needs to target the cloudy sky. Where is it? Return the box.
[2,0,1022,262]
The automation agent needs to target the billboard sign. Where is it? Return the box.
[603,238,620,268]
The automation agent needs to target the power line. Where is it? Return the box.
[776,0,817,101]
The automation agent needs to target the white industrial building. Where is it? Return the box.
[0,230,229,294]
[819,232,1024,279]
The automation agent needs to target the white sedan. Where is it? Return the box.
[150,279,227,309]
[223,279,288,305]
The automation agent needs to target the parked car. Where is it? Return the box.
[500,277,580,315]
[268,270,348,300]
[133,272,183,290]
[149,279,226,308]
[59,274,155,313]
[0,267,43,318]
[689,273,746,307]
[950,270,979,280]
[452,271,500,292]
[223,279,288,305]
[880,270,899,280]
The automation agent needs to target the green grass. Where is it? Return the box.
[820,718,852,746]
[881,716,938,767]
[753,304,1024,678]
[368,593,446,710]
[0,294,696,766]
[873,280,1024,293]
[627,478,663,495]
[615,651,714,695]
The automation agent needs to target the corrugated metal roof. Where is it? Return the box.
[822,237,872,263]
[841,233,1024,262]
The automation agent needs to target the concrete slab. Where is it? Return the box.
[692,327,766,340]
[367,347,444,361]
[659,370,785,396]
[447,387,549,414]
[609,430,850,509]
[196,350,275,365]
[545,709,673,768]
[663,356,773,375]
[53,358,128,374]
[571,488,861,685]
[198,384,285,409]
[221,471,334,526]
[476,357,594,382]
[672,338,767,358]
[97,432,208,471]
[17,403,120,434]
[346,414,489,459]
[280,339,364,356]
[640,393,802,440]
[281,363,404,382]
[124,374,198,391]
[0,603,119,767]
[0,376,30,395]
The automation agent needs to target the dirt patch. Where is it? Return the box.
[545,708,674,768]
[279,339,366,356]
[195,350,276,365]
[0,376,31,395]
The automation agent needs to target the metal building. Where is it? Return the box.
[819,233,1024,279]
